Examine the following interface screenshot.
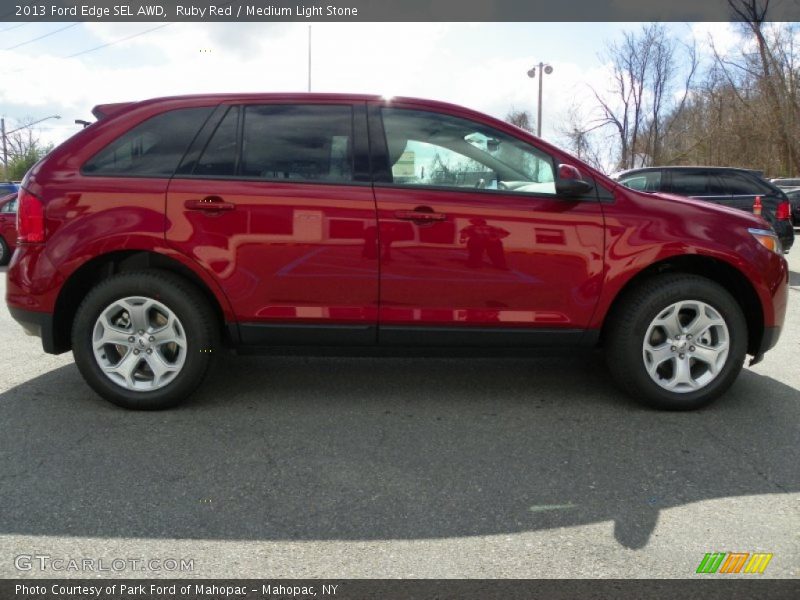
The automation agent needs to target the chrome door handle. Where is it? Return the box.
[394,208,446,222]
[185,196,235,211]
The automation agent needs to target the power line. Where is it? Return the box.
[4,23,79,50]
[65,23,172,58]
[0,22,31,34]
[0,23,173,75]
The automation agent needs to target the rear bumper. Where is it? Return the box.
[8,306,59,354]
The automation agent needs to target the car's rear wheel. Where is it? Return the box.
[605,274,747,410]
[72,270,218,410]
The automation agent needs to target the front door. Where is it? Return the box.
[369,104,605,345]
[166,102,379,345]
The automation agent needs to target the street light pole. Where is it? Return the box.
[1,114,61,181]
[527,62,553,138]
[1,119,8,182]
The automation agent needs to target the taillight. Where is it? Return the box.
[17,188,45,243]
[776,200,792,221]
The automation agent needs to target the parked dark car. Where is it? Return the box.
[0,192,18,265]
[770,177,800,189]
[614,167,794,252]
[782,187,800,225]
[6,94,789,411]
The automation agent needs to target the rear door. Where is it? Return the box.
[165,101,379,346]
[665,169,733,206]
[715,170,782,213]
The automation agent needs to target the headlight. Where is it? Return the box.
[748,228,782,254]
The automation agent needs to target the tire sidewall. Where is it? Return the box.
[72,273,215,409]
[620,279,747,410]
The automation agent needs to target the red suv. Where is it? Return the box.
[6,94,789,410]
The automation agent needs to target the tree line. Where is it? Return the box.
[509,0,799,177]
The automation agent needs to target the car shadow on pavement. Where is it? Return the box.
[0,353,797,550]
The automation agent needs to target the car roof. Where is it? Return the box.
[94,93,484,118]
[616,166,764,178]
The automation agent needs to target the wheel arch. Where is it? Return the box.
[600,254,764,356]
[51,250,236,354]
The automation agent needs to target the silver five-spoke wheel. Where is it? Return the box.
[92,296,187,391]
[642,300,729,393]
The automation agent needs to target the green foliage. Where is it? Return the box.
[5,144,52,181]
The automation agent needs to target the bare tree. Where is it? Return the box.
[589,24,697,170]
[720,0,800,173]
[557,104,606,170]
[505,108,534,133]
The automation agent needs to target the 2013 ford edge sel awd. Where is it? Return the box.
[6,94,789,410]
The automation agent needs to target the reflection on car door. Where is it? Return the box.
[369,103,605,346]
[166,102,379,345]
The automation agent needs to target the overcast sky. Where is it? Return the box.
[0,21,738,149]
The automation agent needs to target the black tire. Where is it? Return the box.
[605,274,747,411]
[72,270,219,410]
[0,236,9,266]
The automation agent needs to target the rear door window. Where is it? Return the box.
[83,107,213,177]
[240,104,354,183]
[667,170,713,196]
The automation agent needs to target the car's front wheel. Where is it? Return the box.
[605,274,748,410]
[72,270,219,410]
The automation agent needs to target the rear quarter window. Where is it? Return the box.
[718,172,771,196]
[82,107,213,177]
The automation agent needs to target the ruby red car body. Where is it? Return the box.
[0,192,18,259]
[5,94,789,409]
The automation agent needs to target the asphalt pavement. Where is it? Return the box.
[0,248,798,579]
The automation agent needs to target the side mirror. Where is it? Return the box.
[555,164,594,197]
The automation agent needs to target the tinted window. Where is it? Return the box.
[619,171,661,192]
[194,106,239,177]
[1,197,17,213]
[240,105,353,182]
[719,172,768,195]
[668,171,713,196]
[381,108,556,194]
[83,107,212,176]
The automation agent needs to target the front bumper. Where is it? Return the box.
[8,306,58,354]
[749,325,782,366]
[774,220,795,252]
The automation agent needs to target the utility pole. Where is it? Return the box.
[1,118,8,181]
[307,25,312,92]
[527,62,553,138]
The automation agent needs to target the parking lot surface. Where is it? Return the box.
[0,248,798,579]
